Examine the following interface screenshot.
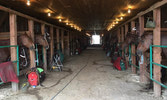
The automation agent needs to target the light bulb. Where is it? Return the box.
[59,19,62,22]
[66,22,69,25]
[27,0,30,6]
[113,24,115,26]
[128,8,131,13]
[120,16,123,20]
[116,21,118,24]
[48,12,51,17]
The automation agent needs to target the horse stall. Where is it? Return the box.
[0,10,35,91]
[111,2,167,97]
[34,22,50,71]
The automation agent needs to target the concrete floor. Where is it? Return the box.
[0,47,166,100]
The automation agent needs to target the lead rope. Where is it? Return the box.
[51,56,90,100]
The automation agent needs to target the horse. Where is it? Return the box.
[136,32,167,84]
[0,33,35,67]
[35,34,50,49]
[34,33,50,66]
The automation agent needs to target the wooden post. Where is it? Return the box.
[121,27,124,42]
[121,27,124,58]
[125,24,129,66]
[41,24,47,72]
[10,13,19,91]
[28,20,36,68]
[56,28,60,50]
[117,29,121,43]
[66,31,70,56]
[125,24,128,38]
[50,26,54,60]
[139,16,149,83]
[61,29,64,54]
[153,8,161,97]
[131,21,136,74]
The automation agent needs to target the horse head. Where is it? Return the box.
[137,33,153,56]
[35,34,49,49]
[18,33,35,50]
[44,32,51,43]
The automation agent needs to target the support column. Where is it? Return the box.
[28,20,36,68]
[153,8,161,97]
[61,29,64,54]
[117,29,121,43]
[131,21,136,74]
[41,24,47,72]
[10,13,19,91]
[121,27,124,58]
[50,26,54,60]
[56,28,60,50]
[139,16,149,83]
[66,31,70,56]
[125,24,129,67]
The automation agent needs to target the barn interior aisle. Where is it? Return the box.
[0,47,165,100]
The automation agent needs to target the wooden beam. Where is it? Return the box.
[56,28,60,50]
[9,13,19,91]
[114,0,167,31]
[41,24,47,72]
[144,28,167,31]
[28,20,36,68]
[61,30,64,54]
[50,26,54,61]
[131,21,136,74]
[121,27,124,42]
[153,8,161,97]
[124,24,129,67]
[0,5,67,31]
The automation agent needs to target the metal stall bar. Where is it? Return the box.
[150,45,167,88]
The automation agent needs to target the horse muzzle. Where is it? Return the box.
[137,50,143,56]
[30,44,35,51]
[45,45,49,50]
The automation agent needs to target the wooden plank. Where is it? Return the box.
[139,16,149,83]
[66,31,70,56]
[28,20,36,68]
[0,5,67,31]
[144,28,167,31]
[117,29,121,43]
[131,21,136,74]
[50,26,54,60]
[41,24,47,72]
[56,28,60,50]
[61,30,64,54]
[9,13,19,91]
[153,8,161,97]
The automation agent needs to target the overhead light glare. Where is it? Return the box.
[27,0,31,6]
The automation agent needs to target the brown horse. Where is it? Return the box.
[137,32,167,83]
[35,34,49,49]
[0,33,35,63]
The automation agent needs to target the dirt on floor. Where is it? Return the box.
[1,47,167,100]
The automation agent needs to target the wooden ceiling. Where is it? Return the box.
[0,0,160,31]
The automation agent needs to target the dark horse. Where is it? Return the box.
[137,32,167,83]
[0,33,35,67]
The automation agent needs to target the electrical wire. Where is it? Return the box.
[50,56,90,100]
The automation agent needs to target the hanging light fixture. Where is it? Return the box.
[120,16,123,20]
[59,18,62,22]
[128,8,131,13]
[27,0,31,6]
[48,12,51,17]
